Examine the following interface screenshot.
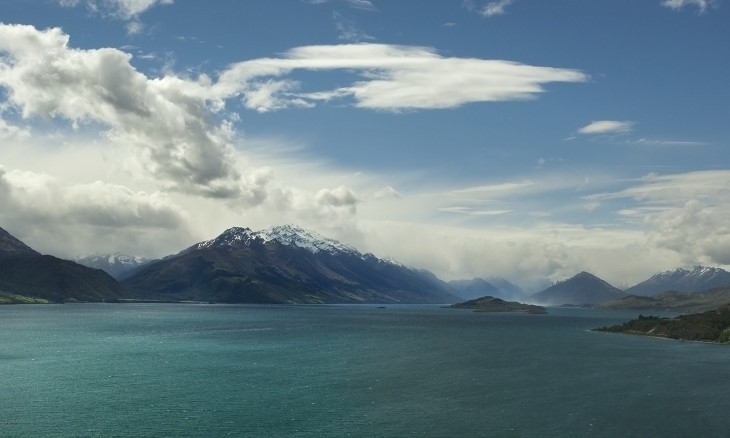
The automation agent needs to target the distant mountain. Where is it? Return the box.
[123,225,459,304]
[531,271,627,306]
[448,277,526,301]
[75,253,152,280]
[486,277,526,299]
[448,278,500,300]
[625,266,730,296]
[0,226,123,302]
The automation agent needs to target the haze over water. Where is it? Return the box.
[2,304,729,437]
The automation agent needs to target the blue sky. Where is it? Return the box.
[0,0,728,288]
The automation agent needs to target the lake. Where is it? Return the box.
[1,304,728,437]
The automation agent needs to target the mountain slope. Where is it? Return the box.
[123,225,459,304]
[626,266,730,296]
[0,226,39,257]
[531,271,627,306]
[0,226,123,302]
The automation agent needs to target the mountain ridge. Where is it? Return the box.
[626,266,730,296]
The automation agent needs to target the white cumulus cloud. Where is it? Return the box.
[0,24,262,200]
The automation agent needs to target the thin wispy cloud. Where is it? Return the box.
[660,0,720,13]
[481,0,514,17]
[577,120,634,135]
[306,0,377,11]
[333,12,375,42]
[57,0,174,19]
[56,0,174,34]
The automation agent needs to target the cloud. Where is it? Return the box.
[306,0,377,11]
[56,0,174,35]
[0,24,264,200]
[586,170,730,266]
[0,118,30,140]
[660,0,719,13]
[352,218,675,289]
[0,165,188,256]
[481,0,514,16]
[57,0,174,19]
[216,43,587,112]
[333,11,375,42]
[577,120,634,135]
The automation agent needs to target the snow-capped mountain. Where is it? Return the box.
[187,225,376,260]
[626,266,730,296]
[75,253,152,280]
[124,225,458,304]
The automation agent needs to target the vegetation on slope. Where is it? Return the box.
[0,291,50,304]
[593,305,730,343]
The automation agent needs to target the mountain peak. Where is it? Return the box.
[196,227,258,250]
[257,224,358,255]
[532,271,625,306]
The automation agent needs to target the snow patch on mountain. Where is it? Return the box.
[195,227,259,250]
[256,225,359,256]
[74,253,151,279]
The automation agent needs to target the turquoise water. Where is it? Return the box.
[1,304,729,437]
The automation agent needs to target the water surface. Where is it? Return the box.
[1,304,728,437]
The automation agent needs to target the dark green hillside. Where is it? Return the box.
[0,254,124,303]
[593,305,730,343]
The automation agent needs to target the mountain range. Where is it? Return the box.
[624,266,730,296]
[3,223,730,307]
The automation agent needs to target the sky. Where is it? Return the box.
[0,0,728,290]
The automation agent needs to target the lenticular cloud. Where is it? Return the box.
[216,43,588,111]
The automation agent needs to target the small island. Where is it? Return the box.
[451,296,547,314]
[593,304,730,344]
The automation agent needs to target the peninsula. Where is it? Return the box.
[593,305,730,344]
